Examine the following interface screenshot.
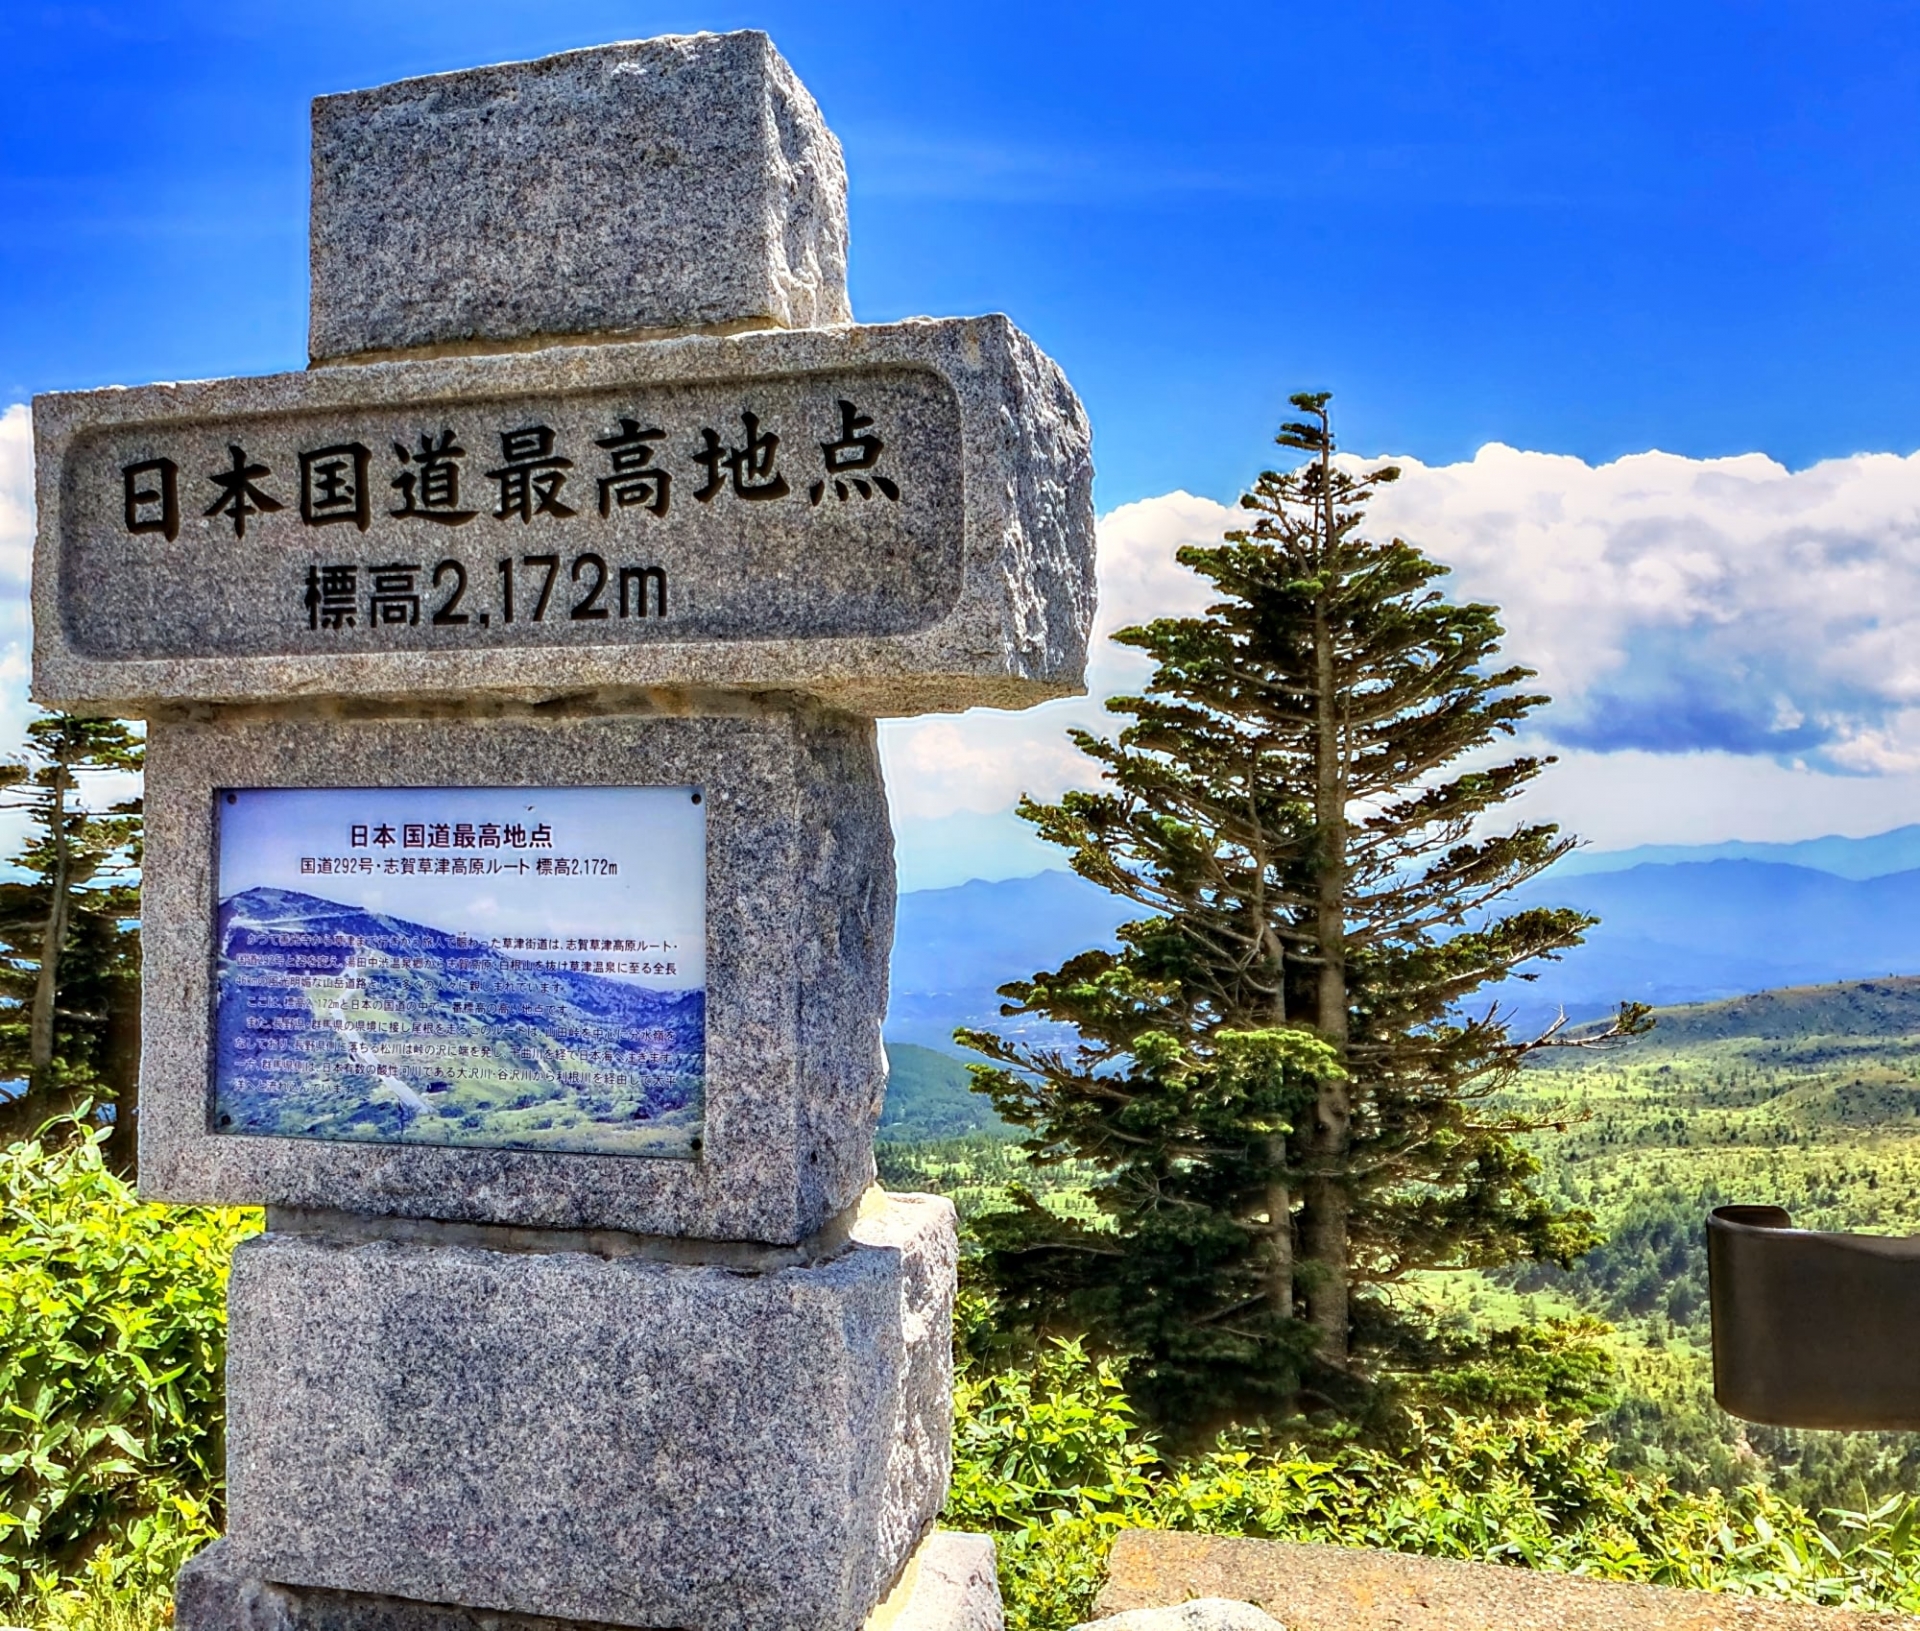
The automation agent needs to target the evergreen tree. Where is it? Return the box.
[0,715,144,1171]
[962,394,1647,1434]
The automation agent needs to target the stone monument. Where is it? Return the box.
[30,32,1092,1631]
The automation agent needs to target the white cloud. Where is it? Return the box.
[1361,443,1920,771]
[0,405,31,585]
[1507,744,1920,852]
[884,444,1920,884]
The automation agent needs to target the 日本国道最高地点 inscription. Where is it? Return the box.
[71,373,956,659]
[37,311,1085,717]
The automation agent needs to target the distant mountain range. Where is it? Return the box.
[888,870,1127,1051]
[875,972,1920,1140]
[885,829,1920,1049]
[1554,824,1920,881]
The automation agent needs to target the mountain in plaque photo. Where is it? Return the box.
[213,887,705,1157]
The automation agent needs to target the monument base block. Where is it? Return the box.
[176,1529,1003,1631]
[215,1191,957,1631]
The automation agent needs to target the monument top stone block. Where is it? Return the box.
[309,32,852,363]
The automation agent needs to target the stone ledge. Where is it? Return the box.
[869,1532,1004,1631]
[1096,1531,1920,1631]
[176,1528,998,1631]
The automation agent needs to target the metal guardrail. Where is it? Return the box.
[1708,1204,1920,1430]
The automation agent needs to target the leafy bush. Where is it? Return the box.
[945,1337,1920,1631]
[946,1335,1151,1630]
[13,1129,1920,1631]
[0,1119,257,1610]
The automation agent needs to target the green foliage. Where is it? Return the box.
[924,972,1920,1519]
[944,1323,1162,1631]
[875,1135,1101,1230]
[12,1097,1920,1631]
[964,1024,1340,1431]
[0,1118,257,1608]
[1394,1318,1619,1421]
[9,1553,174,1631]
[879,1044,1014,1142]
[944,1337,1920,1631]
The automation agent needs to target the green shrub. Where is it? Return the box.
[12,1132,1920,1631]
[0,1119,257,1609]
[945,1338,1920,1631]
[945,1335,1156,1631]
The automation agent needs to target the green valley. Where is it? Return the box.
[880,973,1920,1513]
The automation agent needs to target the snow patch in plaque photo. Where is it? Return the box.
[210,786,707,1158]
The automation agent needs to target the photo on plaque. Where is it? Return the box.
[211,786,706,1158]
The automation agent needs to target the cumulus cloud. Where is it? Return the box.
[1361,444,1920,773]
[890,440,1920,823]
[883,442,1920,881]
[0,405,31,585]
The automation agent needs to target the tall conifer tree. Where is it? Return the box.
[0,715,144,1169]
[962,395,1646,1432]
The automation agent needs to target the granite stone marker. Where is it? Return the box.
[29,31,1092,1631]
[35,318,1091,715]
[307,31,852,360]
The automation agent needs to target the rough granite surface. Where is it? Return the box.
[138,698,891,1243]
[34,317,1094,719]
[1096,1533,1920,1631]
[221,1194,957,1631]
[309,32,850,361]
[176,1529,997,1631]
[1073,1604,1283,1631]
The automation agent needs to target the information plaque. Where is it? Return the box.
[212,785,706,1158]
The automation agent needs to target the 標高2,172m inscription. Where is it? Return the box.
[59,367,963,661]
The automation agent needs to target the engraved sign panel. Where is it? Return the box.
[213,785,707,1158]
[63,367,962,661]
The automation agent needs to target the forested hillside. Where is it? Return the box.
[881,973,1920,1514]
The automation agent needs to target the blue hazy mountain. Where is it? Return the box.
[885,857,1920,1047]
[886,871,1130,1051]
[1555,825,1920,881]
[217,886,703,1156]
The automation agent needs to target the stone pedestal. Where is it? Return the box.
[201,1193,956,1631]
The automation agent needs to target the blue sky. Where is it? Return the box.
[9,1,1920,493]
[11,1,1920,889]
